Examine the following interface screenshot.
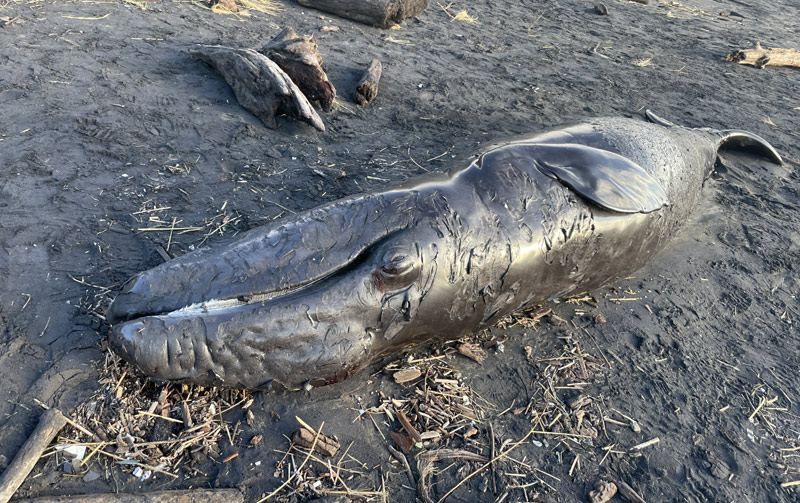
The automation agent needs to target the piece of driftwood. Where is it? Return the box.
[261,28,336,111]
[189,45,325,131]
[292,427,340,457]
[615,480,647,503]
[0,408,67,503]
[296,0,429,28]
[17,489,244,503]
[353,59,382,105]
[726,43,800,69]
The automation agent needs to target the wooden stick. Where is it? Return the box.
[726,43,800,69]
[296,0,429,28]
[0,408,67,503]
[615,480,647,503]
[354,59,383,106]
[16,489,244,503]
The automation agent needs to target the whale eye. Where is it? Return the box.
[381,249,413,276]
[377,247,419,290]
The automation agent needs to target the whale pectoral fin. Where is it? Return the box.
[531,143,669,214]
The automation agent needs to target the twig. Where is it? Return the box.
[257,422,323,502]
[437,425,538,503]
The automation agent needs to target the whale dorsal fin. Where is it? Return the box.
[529,143,669,214]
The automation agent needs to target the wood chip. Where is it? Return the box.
[390,431,415,453]
[457,343,485,364]
[293,427,340,457]
[393,367,422,384]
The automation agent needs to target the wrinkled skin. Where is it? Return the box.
[107,114,781,390]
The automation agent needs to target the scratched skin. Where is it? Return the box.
[106,115,781,390]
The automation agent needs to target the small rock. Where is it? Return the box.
[246,409,255,427]
[589,480,618,503]
[83,470,101,482]
[321,25,340,32]
[0,454,8,471]
[250,434,263,446]
[594,3,608,15]
[464,426,479,438]
[593,313,607,324]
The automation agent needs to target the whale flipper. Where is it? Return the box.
[531,143,669,214]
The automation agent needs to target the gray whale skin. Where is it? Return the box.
[107,112,782,390]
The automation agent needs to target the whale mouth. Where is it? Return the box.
[161,289,307,318]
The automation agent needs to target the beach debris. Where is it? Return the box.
[615,480,648,503]
[47,352,253,482]
[189,45,325,131]
[296,0,429,29]
[82,470,102,482]
[726,43,800,69]
[293,427,340,457]
[392,366,421,383]
[594,3,608,15]
[13,489,245,502]
[456,342,485,364]
[387,444,416,488]
[210,0,238,12]
[417,449,487,503]
[438,3,477,23]
[389,431,415,453]
[0,408,67,503]
[589,480,618,503]
[354,59,383,105]
[263,417,385,502]
[631,437,660,451]
[261,28,337,111]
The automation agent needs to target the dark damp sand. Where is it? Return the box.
[0,0,798,500]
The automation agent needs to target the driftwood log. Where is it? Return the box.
[726,43,800,69]
[16,489,244,503]
[0,409,67,503]
[261,28,336,111]
[296,0,429,28]
[189,45,325,131]
[354,59,382,105]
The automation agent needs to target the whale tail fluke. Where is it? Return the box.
[644,109,783,165]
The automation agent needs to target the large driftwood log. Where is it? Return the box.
[16,489,244,503]
[0,409,67,503]
[726,42,800,69]
[189,45,325,132]
[296,0,429,28]
[354,59,382,105]
[261,28,336,111]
